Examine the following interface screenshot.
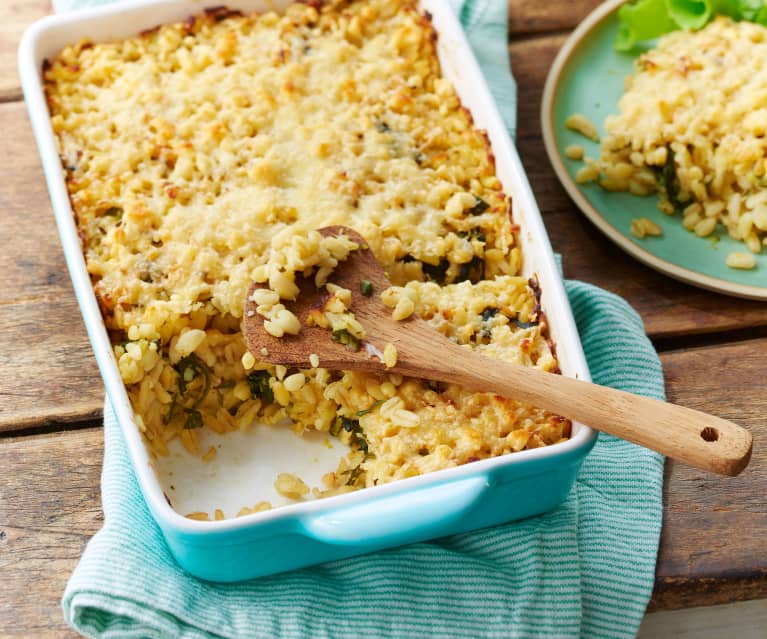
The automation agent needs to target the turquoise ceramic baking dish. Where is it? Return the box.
[19,0,597,581]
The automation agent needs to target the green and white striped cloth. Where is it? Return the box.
[58,1,664,637]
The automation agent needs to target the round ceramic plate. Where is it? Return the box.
[541,0,767,300]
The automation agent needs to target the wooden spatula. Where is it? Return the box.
[242,226,752,476]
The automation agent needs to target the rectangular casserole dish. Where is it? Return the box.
[19,0,597,582]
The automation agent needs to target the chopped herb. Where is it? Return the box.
[332,328,361,351]
[330,416,359,435]
[468,196,490,215]
[478,307,502,340]
[340,418,369,454]
[346,465,363,485]
[331,416,369,455]
[359,279,374,297]
[247,370,274,404]
[657,147,682,208]
[357,399,384,417]
[422,258,450,284]
[414,151,425,165]
[457,255,484,282]
[174,354,211,408]
[103,206,123,218]
[375,120,391,133]
[183,409,204,429]
[353,430,369,455]
[513,319,538,329]
[163,392,178,425]
[457,228,487,243]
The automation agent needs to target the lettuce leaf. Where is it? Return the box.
[615,0,678,51]
[614,0,767,51]
[666,1,716,29]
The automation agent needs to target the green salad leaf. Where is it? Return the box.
[736,0,767,22]
[615,0,767,51]
[615,0,678,51]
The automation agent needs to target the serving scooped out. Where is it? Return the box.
[244,226,753,476]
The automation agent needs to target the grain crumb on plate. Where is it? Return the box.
[575,159,600,184]
[726,251,756,270]
[630,217,663,239]
[565,113,599,141]
[565,144,584,160]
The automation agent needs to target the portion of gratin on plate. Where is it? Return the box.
[569,16,767,271]
[44,0,570,519]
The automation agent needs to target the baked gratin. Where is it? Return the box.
[570,17,767,271]
[44,0,570,517]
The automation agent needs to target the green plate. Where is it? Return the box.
[541,0,767,299]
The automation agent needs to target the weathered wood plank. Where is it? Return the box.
[508,0,601,37]
[0,101,103,431]
[0,1,51,102]
[510,34,767,338]
[639,600,767,639]
[0,427,102,639]
[651,338,767,610]
[0,340,764,637]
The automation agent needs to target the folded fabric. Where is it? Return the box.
[56,1,663,637]
[63,280,664,639]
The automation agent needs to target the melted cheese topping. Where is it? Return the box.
[44,0,569,514]
[47,1,516,338]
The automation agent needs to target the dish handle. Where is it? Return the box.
[301,475,489,546]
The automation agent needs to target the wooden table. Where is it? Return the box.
[1,1,765,636]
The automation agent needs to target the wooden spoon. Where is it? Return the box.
[243,226,752,476]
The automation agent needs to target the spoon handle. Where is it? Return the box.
[394,338,752,476]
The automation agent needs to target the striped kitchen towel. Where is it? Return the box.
[57,1,664,637]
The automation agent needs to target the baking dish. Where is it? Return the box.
[19,0,597,582]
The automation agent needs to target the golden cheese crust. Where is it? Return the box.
[44,0,569,512]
